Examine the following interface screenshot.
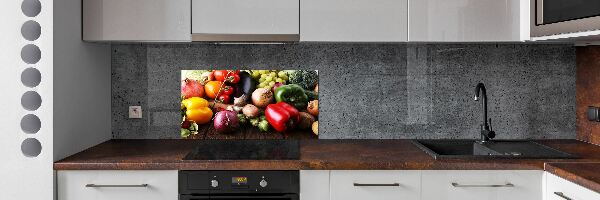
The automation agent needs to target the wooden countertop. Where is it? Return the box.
[54,139,600,193]
[54,139,600,170]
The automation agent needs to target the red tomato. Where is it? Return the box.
[212,70,228,81]
[221,85,235,95]
[217,94,231,104]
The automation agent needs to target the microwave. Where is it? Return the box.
[532,0,600,37]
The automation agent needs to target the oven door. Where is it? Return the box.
[180,194,299,200]
[532,0,600,37]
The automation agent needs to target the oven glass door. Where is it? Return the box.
[539,0,600,25]
[180,194,298,200]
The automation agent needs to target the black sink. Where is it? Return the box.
[412,140,577,160]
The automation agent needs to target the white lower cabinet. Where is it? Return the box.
[330,170,421,200]
[301,170,331,200]
[545,172,600,200]
[421,170,543,200]
[56,170,178,200]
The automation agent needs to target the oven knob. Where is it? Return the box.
[211,180,219,188]
[259,179,268,188]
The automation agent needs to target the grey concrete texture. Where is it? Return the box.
[111,43,576,139]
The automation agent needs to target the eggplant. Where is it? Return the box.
[237,71,256,100]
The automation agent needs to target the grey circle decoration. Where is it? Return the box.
[21,138,42,157]
[21,68,41,88]
[21,0,41,17]
[21,91,42,111]
[20,114,41,134]
[21,20,41,41]
[21,44,41,64]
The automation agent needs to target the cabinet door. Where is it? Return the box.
[301,0,408,42]
[421,170,542,200]
[330,170,420,200]
[83,0,191,41]
[300,170,330,200]
[545,172,600,200]
[192,0,299,36]
[409,0,529,42]
[57,170,178,200]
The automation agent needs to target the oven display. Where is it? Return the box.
[232,177,248,185]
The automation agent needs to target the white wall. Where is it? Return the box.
[0,0,54,199]
[53,0,112,161]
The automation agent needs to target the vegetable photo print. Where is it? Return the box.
[181,70,319,139]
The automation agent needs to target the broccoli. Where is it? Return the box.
[288,70,318,90]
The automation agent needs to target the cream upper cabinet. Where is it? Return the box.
[83,0,191,42]
[408,0,530,42]
[191,0,300,41]
[300,0,408,42]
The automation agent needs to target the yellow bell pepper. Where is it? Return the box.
[182,97,213,124]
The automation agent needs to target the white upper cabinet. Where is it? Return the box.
[300,0,408,42]
[82,0,191,42]
[191,0,300,41]
[409,0,530,42]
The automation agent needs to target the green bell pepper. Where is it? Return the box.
[274,84,309,110]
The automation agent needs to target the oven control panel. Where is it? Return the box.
[179,170,299,194]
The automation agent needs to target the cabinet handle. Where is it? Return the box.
[85,184,149,188]
[353,183,400,187]
[451,182,514,187]
[553,192,573,200]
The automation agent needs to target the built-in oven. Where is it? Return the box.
[532,0,600,37]
[179,171,299,200]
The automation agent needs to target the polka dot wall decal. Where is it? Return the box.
[20,114,41,134]
[21,68,41,88]
[21,138,42,157]
[21,91,42,111]
[21,20,41,41]
[21,44,41,64]
[21,0,41,17]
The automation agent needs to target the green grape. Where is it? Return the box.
[275,78,283,83]
[279,74,288,80]
[263,86,271,90]
[265,76,273,82]
[251,71,260,78]
[258,82,266,88]
[278,71,287,77]
[259,77,266,83]
[269,82,275,86]
[260,74,267,78]
[269,72,277,77]
[281,80,286,84]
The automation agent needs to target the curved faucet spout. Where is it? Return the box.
[474,83,494,142]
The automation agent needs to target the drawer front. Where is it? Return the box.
[57,170,178,200]
[422,170,543,200]
[545,172,600,200]
[330,170,420,200]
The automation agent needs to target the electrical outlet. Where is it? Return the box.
[129,106,142,119]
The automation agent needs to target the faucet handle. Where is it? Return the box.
[488,118,493,131]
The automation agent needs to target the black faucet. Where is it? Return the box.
[474,83,495,142]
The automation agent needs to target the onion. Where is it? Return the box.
[213,110,240,133]
[242,104,260,118]
[251,88,273,108]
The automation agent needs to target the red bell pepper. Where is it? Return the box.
[265,102,300,132]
